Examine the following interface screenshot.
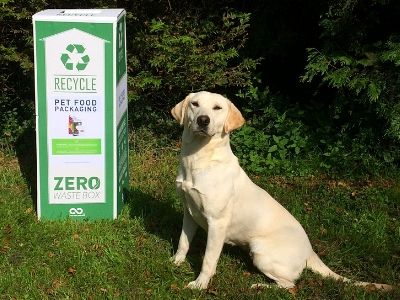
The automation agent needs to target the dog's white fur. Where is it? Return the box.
[171,91,392,291]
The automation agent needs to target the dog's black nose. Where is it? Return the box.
[197,115,210,127]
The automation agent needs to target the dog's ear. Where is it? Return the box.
[171,93,195,125]
[224,100,245,133]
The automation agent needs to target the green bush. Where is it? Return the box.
[301,0,400,148]
[231,86,309,175]
[128,10,259,128]
[0,0,47,149]
[302,41,400,141]
[1,0,399,174]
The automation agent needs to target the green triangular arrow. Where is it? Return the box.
[81,55,90,64]
[60,53,70,65]
[65,62,73,70]
[66,44,75,53]
[74,44,85,53]
[76,63,87,71]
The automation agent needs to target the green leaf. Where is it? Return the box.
[268,145,278,153]
[367,82,381,102]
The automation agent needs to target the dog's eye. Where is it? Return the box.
[213,105,222,110]
[191,101,199,107]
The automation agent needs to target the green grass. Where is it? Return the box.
[0,131,399,299]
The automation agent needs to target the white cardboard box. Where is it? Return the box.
[33,9,129,220]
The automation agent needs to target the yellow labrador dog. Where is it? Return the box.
[171,91,392,291]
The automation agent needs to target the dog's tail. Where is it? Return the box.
[306,252,393,291]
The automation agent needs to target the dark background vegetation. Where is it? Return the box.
[1,0,400,176]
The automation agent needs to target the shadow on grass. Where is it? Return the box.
[127,188,183,245]
[126,188,259,278]
[15,126,37,211]
[126,188,204,273]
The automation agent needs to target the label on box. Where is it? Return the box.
[43,28,107,204]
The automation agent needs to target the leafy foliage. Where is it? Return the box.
[231,86,309,175]
[128,10,259,126]
[0,0,46,149]
[302,0,400,143]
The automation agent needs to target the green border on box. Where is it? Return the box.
[35,21,115,220]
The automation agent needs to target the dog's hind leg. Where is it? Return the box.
[249,239,307,290]
[251,253,298,289]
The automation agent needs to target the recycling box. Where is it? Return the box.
[33,9,129,220]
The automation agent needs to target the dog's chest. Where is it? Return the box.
[180,179,208,228]
[176,162,235,225]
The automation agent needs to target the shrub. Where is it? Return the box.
[128,10,260,128]
[231,86,309,175]
[301,0,400,151]
[0,0,47,149]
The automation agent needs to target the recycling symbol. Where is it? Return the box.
[60,44,90,71]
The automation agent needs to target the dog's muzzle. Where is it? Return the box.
[194,115,213,136]
[197,115,210,128]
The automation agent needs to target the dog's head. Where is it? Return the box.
[171,91,245,137]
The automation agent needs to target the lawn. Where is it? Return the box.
[0,130,399,299]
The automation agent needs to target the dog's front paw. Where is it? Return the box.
[186,275,209,290]
[171,253,186,266]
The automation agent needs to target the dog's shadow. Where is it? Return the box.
[126,188,204,273]
[126,188,259,278]
[126,188,184,245]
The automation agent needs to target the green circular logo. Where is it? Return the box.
[60,44,90,71]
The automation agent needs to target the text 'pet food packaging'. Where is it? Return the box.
[33,9,129,220]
